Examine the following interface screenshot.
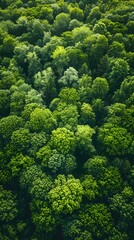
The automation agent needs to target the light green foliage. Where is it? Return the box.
[69,19,82,30]
[78,74,92,102]
[51,46,69,76]
[98,124,133,155]
[34,67,57,103]
[84,156,107,179]
[81,175,99,201]
[31,203,56,233]
[93,21,107,34]
[21,103,42,121]
[79,203,113,238]
[58,67,79,88]
[25,89,43,105]
[75,125,95,154]
[26,51,42,77]
[71,25,91,43]
[75,230,93,240]
[50,127,76,154]
[80,103,95,126]
[69,5,84,21]
[53,102,79,130]
[9,153,35,177]
[36,145,52,167]
[48,174,83,214]
[29,107,57,133]
[0,185,18,222]
[53,13,71,35]
[92,77,109,99]
[59,88,80,104]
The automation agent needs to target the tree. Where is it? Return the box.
[98,166,123,198]
[91,77,109,99]
[79,203,113,238]
[81,175,99,201]
[0,115,24,140]
[58,67,79,88]
[75,125,95,155]
[53,13,71,35]
[78,74,92,102]
[0,185,18,222]
[34,67,57,104]
[48,174,83,214]
[9,154,35,177]
[79,103,95,126]
[98,123,133,155]
[10,90,26,115]
[51,46,69,76]
[10,128,31,153]
[108,58,130,91]
[25,89,43,105]
[59,88,80,105]
[49,127,76,154]
[110,186,134,228]
[29,107,57,133]
[84,156,107,179]
[53,102,79,130]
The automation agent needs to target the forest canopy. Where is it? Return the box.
[0,0,134,239]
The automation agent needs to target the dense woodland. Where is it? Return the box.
[0,0,134,239]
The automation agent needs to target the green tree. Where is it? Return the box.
[84,156,107,179]
[58,67,79,88]
[110,186,134,227]
[49,127,76,154]
[91,77,109,99]
[98,166,123,198]
[98,124,133,155]
[29,107,57,133]
[59,87,80,105]
[81,175,99,201]
[34,67,57,104]
[10,128,31,153]
[0,185,18,222]
[75,125,95,155]
[79,103,96,126]
[48,174,83,214]
[79,203,113,238]
[53,102,79,130]
[9,153,35,177]
[0,115,24,140]
[53,13,71,35]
